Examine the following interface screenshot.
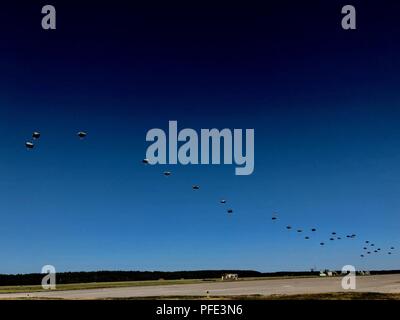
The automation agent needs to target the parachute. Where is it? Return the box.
[32,132,41,139]
[77,131,87,139]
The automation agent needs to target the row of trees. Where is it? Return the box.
[1,269,398,286]
[0,270,316,286]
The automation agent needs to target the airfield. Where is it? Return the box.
[0,274,399,299]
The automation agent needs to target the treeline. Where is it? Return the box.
[0,270,315,286]
[1,269,399,286]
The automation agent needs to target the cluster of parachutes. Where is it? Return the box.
[360,241,395,258]
[271,214,396,258]
[25,131,87,149]
[25,131,41,149]
[142,158,397,260]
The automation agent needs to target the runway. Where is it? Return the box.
[1,274,399,299]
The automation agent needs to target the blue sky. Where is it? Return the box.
[0,1,399,273]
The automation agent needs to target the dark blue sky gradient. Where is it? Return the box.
[0,1,399,273]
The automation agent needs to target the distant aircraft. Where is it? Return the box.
[227,209,233,214]
[25,142,34,149]
[192,185,200,190]
[163,171,171,176]
[220,199,227,204]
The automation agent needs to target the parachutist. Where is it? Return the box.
[32,132,41,139]
[77,131,87,139]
